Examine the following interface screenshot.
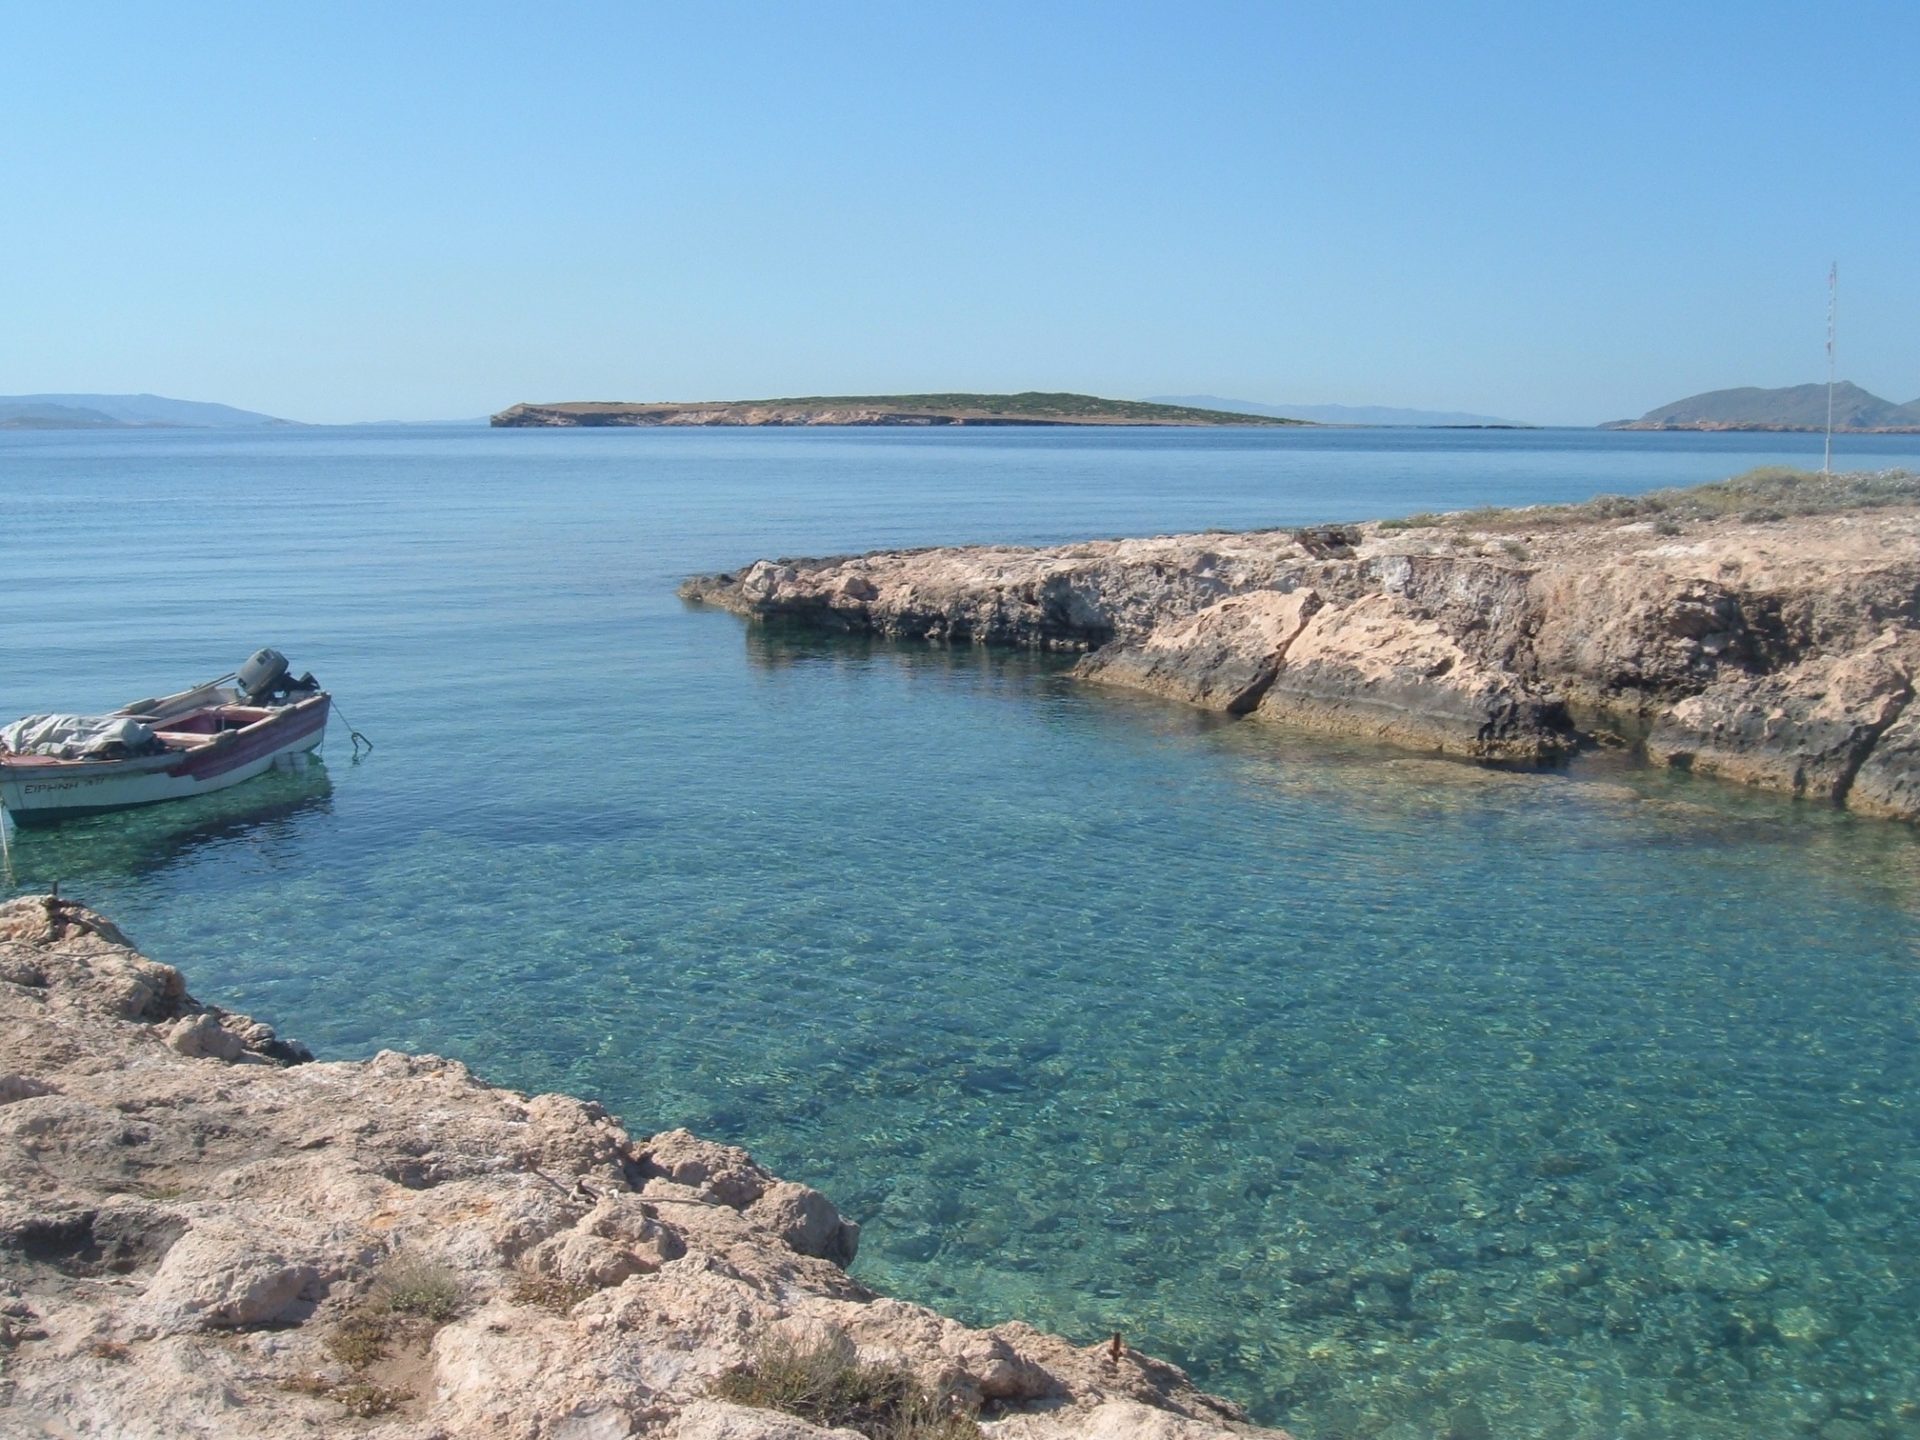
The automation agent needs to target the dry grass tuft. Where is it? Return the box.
[332,1381,410,1418]
[324,1313,389,1370]
[510,1271,598,1314]
[278,1371,409,1417]
[370,1254,465,1322]
[714,1330,981,1440]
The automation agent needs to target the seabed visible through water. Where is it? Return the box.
[5,424,1920,1438]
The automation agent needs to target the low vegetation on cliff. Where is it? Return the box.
[1379,466,1920,531]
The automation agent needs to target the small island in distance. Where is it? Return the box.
[490,391,1309,428]
[1606,381,1920,432]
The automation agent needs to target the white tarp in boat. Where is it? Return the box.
[0,714,159,759]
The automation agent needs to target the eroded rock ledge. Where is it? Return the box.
[680,488,1920,819]
[0,896,1285,1439]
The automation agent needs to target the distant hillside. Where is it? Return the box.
[492,392,1306,428]
[0,393,294,429]
[1148,394,1523,427]
[0,402,124,429]
[1606,382,1920,432]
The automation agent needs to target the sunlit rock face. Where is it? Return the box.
[684,500,1920,813]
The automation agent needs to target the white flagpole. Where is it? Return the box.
[1824,262,1837,475]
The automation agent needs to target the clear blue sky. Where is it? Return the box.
[2,1,1912,424]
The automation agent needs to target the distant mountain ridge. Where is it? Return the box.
[1606,382,1920,432]
[0,393,294,429]
[1146,394,1523,427]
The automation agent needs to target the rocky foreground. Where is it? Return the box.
[680,472,1920,821]
[0,896,1285,1439]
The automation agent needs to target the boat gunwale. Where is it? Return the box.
[0,692,330,776]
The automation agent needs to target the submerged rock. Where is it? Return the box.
[682,497,1920,819]
[0,897,1286,1439]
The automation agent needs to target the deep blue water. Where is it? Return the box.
[4,424,1920,1439]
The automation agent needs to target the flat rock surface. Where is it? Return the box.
[0,896,1285,1440]
[682,502,1920,815]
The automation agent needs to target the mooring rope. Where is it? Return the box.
[329,700,374,755]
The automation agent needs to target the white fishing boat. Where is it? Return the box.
[0,650,334,826]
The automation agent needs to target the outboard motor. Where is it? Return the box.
[237,648,291,703]
[236,648,319,708]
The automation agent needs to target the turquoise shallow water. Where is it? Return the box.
[5,425,1920,1439]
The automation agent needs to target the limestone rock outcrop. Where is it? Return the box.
[682,501,1920,815]
[1251,592,1572,762]
[0,896,1285,1440]
[1077,590,1324,714]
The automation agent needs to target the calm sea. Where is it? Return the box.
[5,425,1920,1439]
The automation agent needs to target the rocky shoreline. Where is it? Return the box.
[0,895,1287,1439]
[680,473,1920,821]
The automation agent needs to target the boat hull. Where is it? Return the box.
[0,696,330,825]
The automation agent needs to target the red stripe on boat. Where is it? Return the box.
[170,699,331,781]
